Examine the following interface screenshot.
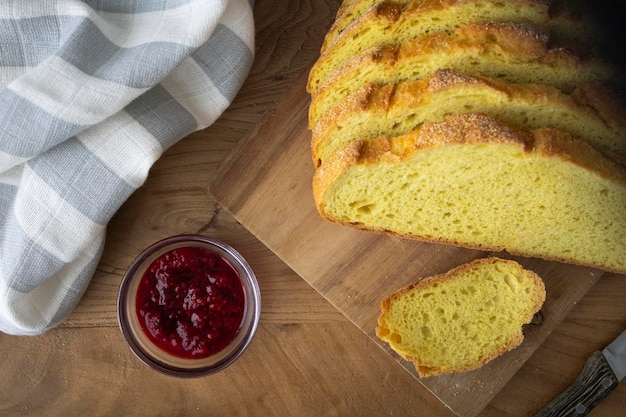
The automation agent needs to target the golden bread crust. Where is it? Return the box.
[311,69,626,167]
[315,113,626,195]
[323,0,413,53]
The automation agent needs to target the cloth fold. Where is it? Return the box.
[0,0,255,335]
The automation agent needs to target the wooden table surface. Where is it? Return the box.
[1,2,625,416]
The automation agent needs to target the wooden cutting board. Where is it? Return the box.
[208,69,603,417]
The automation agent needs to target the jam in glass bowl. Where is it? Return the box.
[117,234,261,377]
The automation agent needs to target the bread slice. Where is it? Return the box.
[308,22,616,128]
[313,113,626,274]
[311,69,626,166]
[326,0,606,57]
[376,257,546,378]
[306,0,550,94]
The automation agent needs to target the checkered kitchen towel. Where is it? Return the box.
[0,0,255,335]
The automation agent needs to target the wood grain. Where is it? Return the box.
[1,2,625,417]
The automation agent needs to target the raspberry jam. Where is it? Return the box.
[135,246,245,359]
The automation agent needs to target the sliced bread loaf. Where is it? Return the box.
[376,257,546,378]
[311,69,626,166]
[306,0,550,94]
[308,22,616,128]
[313,113,626,274]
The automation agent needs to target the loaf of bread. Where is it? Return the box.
[313,113,626,273]
[376,257,546,377]
[309,21,617,128]
[308,0,626,275]
[312,69,626,167]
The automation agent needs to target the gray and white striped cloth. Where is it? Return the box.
[0,0,255,335]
